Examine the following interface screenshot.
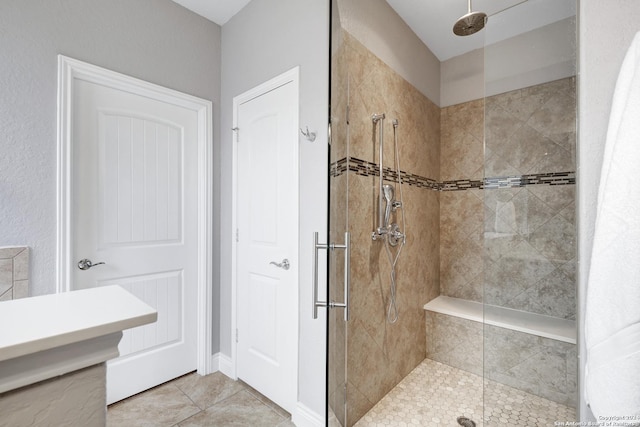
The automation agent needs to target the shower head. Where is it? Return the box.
[453,0,487,36]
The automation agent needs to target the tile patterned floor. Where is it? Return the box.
[109,359,577,427]
[354,359,577,427]
[107,372,295,427]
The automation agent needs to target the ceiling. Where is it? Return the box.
[171,0,250,25]
[171,0,576,61]
[386,0,577,61]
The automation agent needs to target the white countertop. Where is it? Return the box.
[0,285,157,363]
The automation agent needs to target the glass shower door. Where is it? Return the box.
[326,0,350,421]
[482,0,579,423]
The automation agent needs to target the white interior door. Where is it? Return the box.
[72,78,199,404]
[235,69,299,413]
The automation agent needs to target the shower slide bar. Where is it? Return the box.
[372,113,386,238]
[312,231,351,321]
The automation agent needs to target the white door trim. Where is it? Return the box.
[230,66,300,394]
[56,55,214,375]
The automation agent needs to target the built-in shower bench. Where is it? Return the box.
[424,295,576,344]
[0,286,156,426]
[423,295,577,407]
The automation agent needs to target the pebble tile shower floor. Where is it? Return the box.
[355,359,576,427]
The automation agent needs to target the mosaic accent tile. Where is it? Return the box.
[483,172,576,189]
[441,179,484,191]
[354,359,576,427]
[331,157,439,190]
[330,157,575,191]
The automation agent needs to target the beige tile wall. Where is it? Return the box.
[441,99,484,182]
[440,78,577,319]
[331,31,441,425]
[439,99,485,303]
[485,78,576,178]
[436,78,578,409]
[0,247,29,301]
[425,311,577,407]
[328,22,349,426]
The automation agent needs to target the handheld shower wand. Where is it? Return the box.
[383,184,395,228]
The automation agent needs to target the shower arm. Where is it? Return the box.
[372,113,386,237]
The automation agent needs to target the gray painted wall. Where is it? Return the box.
[220,0,329,418]
[441,17,576,107]
[578,0,640,420]
[0,0,222,350]
[337,0,441,105]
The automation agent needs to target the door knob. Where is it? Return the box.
[269,259,290,270]
[77,259,106,270]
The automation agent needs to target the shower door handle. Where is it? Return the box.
[312,231,350,321]
[312,232,327,319]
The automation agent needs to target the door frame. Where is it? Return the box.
[55,55,214,376]
[230,67,300,400]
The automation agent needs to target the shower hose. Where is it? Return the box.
[385,120,406,324]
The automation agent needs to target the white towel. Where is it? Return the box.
[585,32,640,418]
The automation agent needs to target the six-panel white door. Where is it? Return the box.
[72,79,198,404]
[236,74,299,413]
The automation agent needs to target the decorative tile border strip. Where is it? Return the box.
[441,179,484,191]
[331,157,439,190]
[483,172,576,189]
[330,157,575,190]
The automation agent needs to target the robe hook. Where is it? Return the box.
[300,126,316,142]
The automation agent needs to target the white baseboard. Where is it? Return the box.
[216,352,235,379]
[209,353,221,373]
[292,402,324,427]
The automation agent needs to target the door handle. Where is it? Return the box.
[312,232,350,321]
[269,259,290,270]
[77,259,106,270]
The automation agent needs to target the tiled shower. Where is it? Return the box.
[329,1,577,425]
[330,30,441,423]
